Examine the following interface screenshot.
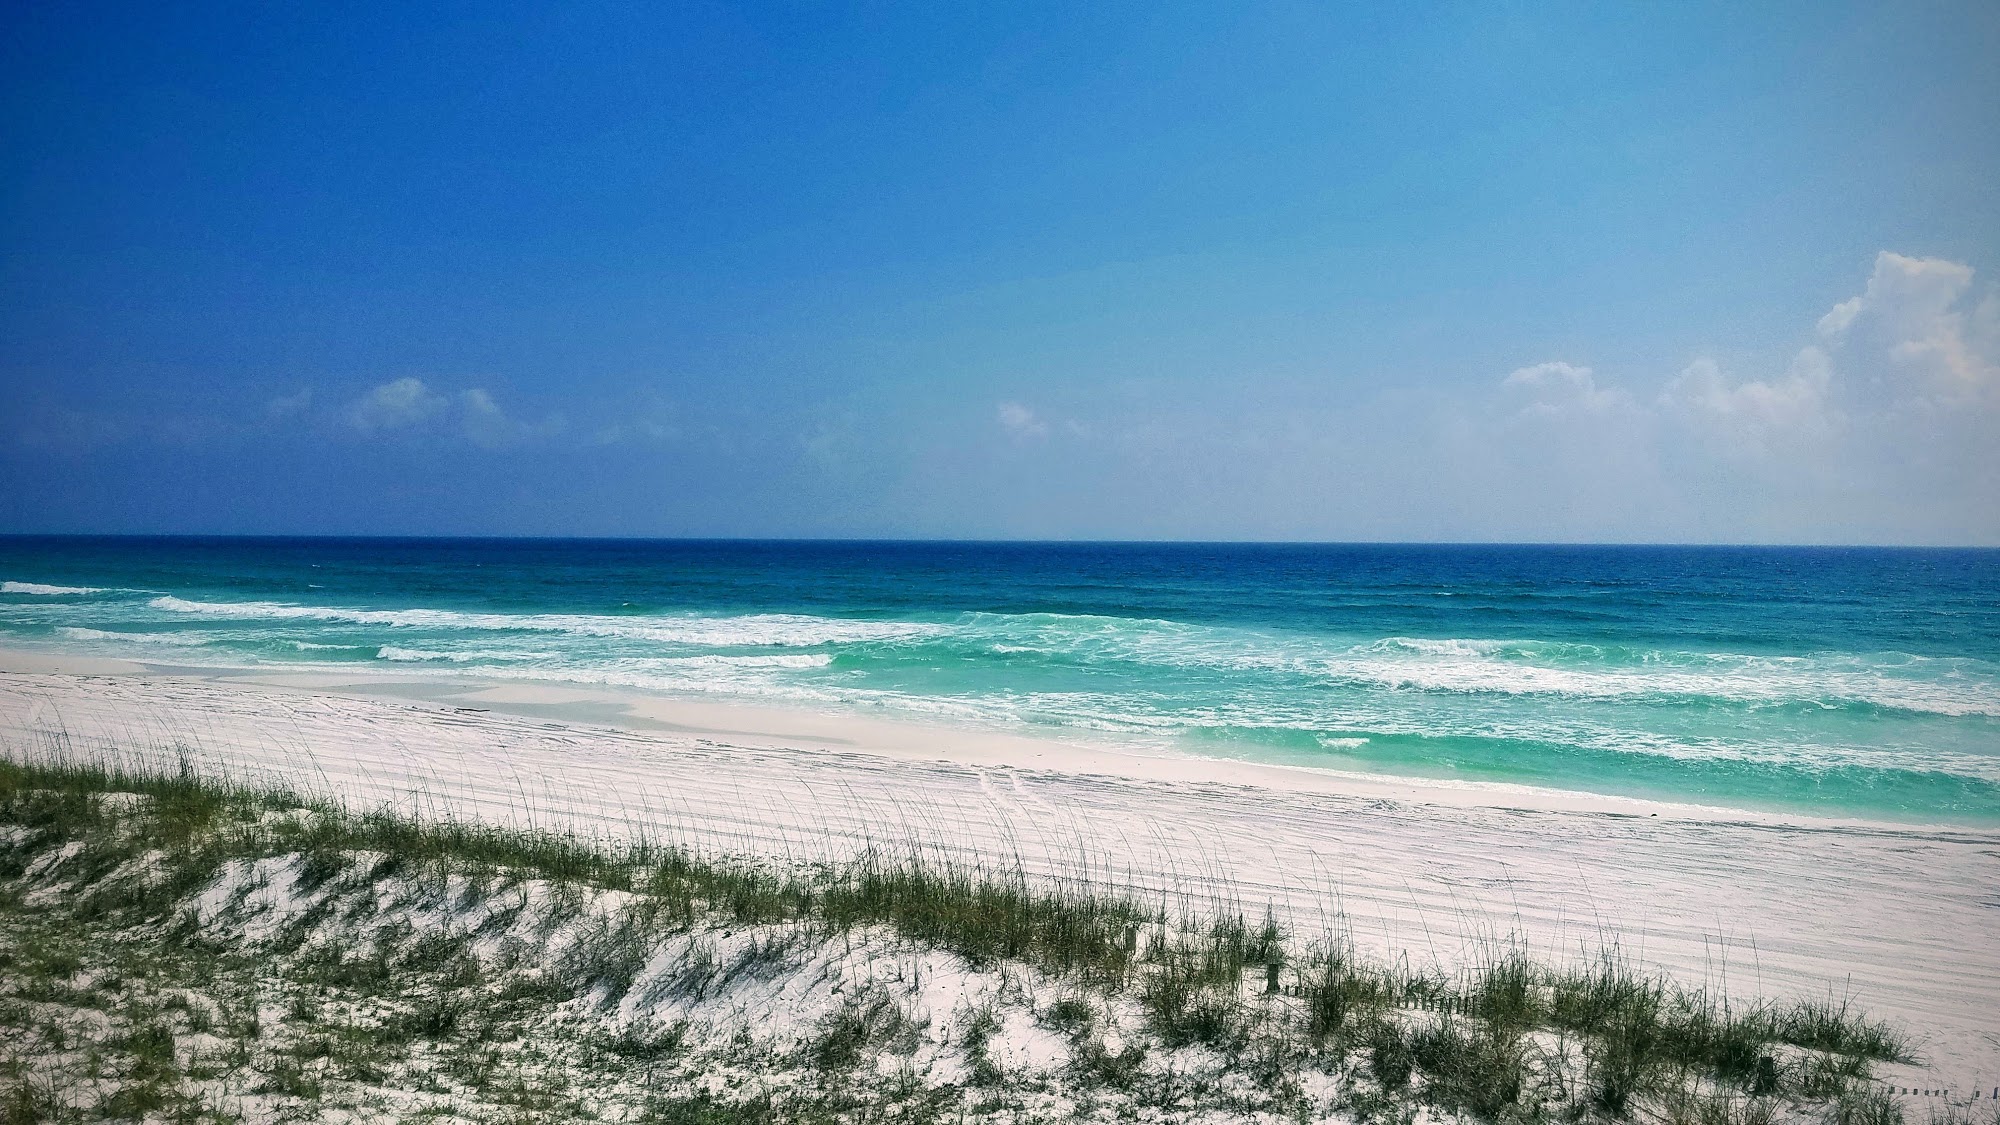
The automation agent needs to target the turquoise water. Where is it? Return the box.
[3,538,1997,825]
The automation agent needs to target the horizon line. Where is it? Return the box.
[2,532,1997,551]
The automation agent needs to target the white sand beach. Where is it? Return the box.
[2,652,1995,1094]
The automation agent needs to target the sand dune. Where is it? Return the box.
[2,656,1994,1094]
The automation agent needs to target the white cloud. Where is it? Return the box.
[459,389,515,449]
[342,379,558,448]
[1654,251,1996,463]
[348,378,446,432]
[1658,349,1836,455]
[997,401,1050,440]
[1473,251,1997,539]
[1501,362,1626,416]
[1815,251,1997,402]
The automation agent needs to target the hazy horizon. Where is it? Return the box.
[7,532,2000,550]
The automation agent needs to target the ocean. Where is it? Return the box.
[2,537,1996,825]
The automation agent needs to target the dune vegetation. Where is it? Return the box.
[0,753,1952,1124]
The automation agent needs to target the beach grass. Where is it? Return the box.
[0,751,1948,1124]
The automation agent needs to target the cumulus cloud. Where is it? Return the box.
[1488,251,1997,539]
[926,257,1997,541]
[1649,251,1995,464]
[347,378,447,432]
[1658,349,1837,456]
[342,379,557,448]
[459,389,518,449]
[997,401,1049,440]
[466,389,567,448]
[1502,362,1627,416]
[1815,251,1997,402]
[1512,250,2000,461]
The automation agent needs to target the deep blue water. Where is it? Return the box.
[3,537,1997,824]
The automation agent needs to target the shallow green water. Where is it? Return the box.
[4,538,1996,824]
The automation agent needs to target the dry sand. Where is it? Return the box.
[2,651,1995,1093]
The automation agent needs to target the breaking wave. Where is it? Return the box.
[130,597,2000,718]
[1303,639,2000,718]
[957,614,2000,719]
[5,581,106,596]
[7,536,1992,824]
[149,596,939,647]
[56,626,212,647]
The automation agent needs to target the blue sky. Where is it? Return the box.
[3,1,1996,542]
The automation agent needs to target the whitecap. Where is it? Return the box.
[646,653,834,670]
[56,626,211,647]
[149,596,938,647]
[5,581,105,596]
[1304,644,2000,718]
[375,646,552,663]
[947,618,2000,719]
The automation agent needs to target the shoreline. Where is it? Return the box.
[0,645,1965,834]
[1,654,1997,1090]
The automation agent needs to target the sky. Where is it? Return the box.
[2,1,1997,543]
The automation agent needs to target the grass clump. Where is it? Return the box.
[1299,942,1391,1040]
[823,858,1152,979]
[1408,1017,1532,1118]
[808,991,922,1071]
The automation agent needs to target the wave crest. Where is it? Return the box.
[56,626,212,647]
[962,619,2000,719]
[374,646,833,670]
[1309,640,2000,717]
[6,581,105,596]
[149,596,939,647]
[41,595,1996,727]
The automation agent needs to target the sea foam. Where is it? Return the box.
[56,626,213,648]
[12,538,1994,824]
[5,581,105,596]
[149,596,939,647]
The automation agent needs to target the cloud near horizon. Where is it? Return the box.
[1485,251,1998,538]
[1502,361,1630,417]
[4,253,1993,543]
[347,378,447,433]
[919,252,1996,543]
[343,379,561,449]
